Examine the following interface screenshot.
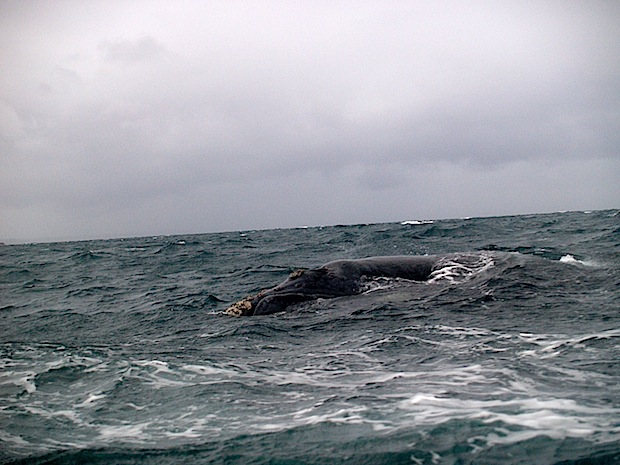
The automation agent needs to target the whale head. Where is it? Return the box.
[224,292,312,316]
[224,268,354,316]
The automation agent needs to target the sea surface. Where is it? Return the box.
[1,210,619,464]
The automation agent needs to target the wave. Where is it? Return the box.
[3,316,619,464]
[1,210,618,465]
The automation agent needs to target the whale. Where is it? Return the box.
[225,255,438,316]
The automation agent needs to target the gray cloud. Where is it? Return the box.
[98,36,167,65]
[1,0,619,242]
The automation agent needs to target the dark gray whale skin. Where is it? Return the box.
[225,255,437,316]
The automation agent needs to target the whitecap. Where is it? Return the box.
[359,276,398,294]
[518,328,620,354]
[401,220,434,225]
[399,393,620,446]
[560,254,581,264]
[129,360,192,388]
[559,254,599,267]
[74,393,106,408]
[428,253,495,284]
[0,370,37,394]
[97,422,152,442]
[181,364,236,376]
[0,431,31,447]
[163,427,202,439]
[254,405,370,433]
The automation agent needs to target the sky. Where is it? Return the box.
[1,1,619,243]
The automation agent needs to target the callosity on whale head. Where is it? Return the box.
[224,292,310,317]
[225,295,256,317]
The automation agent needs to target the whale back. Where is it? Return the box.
[325,255,435,281]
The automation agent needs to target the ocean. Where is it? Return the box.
[1,210,619,464]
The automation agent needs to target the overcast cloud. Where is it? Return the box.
[1,1,619,243]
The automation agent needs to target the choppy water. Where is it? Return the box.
[1,210,619,464]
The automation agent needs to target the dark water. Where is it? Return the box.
[1,210,619,464]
